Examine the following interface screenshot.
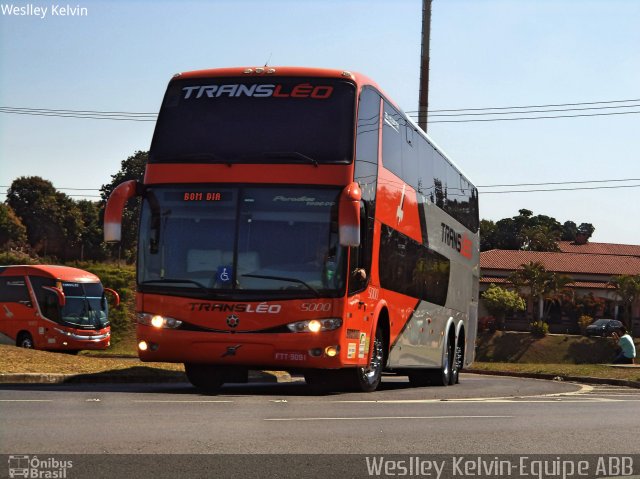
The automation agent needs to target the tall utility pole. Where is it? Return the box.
[418,0,432,133]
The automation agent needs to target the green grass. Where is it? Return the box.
[472,331,640,384]
[470,362,640,383]
[476,331,638,364]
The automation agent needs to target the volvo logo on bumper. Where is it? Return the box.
[226,314,240,328]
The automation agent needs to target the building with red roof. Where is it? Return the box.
[480,240,640,335]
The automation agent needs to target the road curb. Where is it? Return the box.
[466,369,640,389]
[0,370,293,385]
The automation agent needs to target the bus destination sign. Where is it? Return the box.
[183,192,225,202]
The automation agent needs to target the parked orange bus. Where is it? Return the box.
[104,66,479,392]
[0,265,119,352]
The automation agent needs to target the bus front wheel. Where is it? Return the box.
[184,363,224,393]
[17,332,34,349]
[349,326,385,392]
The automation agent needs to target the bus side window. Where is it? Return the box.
[0,277,31,307]
[28,276,60,322]
[40,290,62,323]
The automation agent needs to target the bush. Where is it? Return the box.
[530,320,549,337]
[0,250,38,265]
[69,261,136,345]
[578,315,593,334]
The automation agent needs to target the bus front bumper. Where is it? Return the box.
[136,325,350,369]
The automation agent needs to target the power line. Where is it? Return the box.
[0,185,102,191]
[0,109,156,122]
[0,191,101,198]
[4,178,640,199]
[405,97,640,113]
[411,110,640,123]
[480,184,640,194]
[3,96,640,123]
[0,106,156,117]
[420,103,640,118]
[478,178,640,188]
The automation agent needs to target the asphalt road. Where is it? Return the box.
[1,374,639,456]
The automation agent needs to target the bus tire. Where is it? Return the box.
[430,333,455,386]
[450,336,464,385]
[349,325,385,392]
[184,363,224,393]
[17,332,34,349]
[408,333,454,387]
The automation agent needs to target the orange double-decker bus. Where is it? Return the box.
[104,66,479,392]
[0,265,119,352]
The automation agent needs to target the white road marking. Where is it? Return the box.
[131,400,233,403]
[265,415,512,421]
[333,383,597,404]
[0,399,52,402]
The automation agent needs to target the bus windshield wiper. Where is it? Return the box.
[140,278,210,292]
[241,151,319,167]
[240,274,320,297]
[265,151,319,166]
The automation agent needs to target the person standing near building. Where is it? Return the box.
[611,326,636,364]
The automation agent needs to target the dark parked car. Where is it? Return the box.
[584,318,623,337]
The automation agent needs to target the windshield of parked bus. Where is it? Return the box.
[60,282,109,329]
[149,77,355,165]
[138,186,346,298]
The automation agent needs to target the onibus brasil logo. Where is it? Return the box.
[8,455,73,478]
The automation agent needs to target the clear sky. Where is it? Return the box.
[1,0,639,244]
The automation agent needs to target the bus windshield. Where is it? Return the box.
[60,282,109,329]
[138,186,346,298]
[149,77,355,165]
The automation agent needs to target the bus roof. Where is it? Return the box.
[171,65,383,91]
[0,265,101,283]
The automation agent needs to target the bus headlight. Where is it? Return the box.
[137,313,183,329]
[286,318,342,333]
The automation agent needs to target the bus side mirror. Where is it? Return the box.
[42,286,65,307]
[338,182,362,247]
[104,180,142,243]
[104,288,121,307]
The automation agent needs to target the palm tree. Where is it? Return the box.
[608,275,640,331]
[542,273,573,321]
[509,261,571,321]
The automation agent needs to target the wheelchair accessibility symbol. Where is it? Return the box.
[217,266,233,284]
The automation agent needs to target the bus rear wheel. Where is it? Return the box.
[408,333,454,387]
[17,332,34,349]
[450,337,464,385]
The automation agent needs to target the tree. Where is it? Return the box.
[479,219,497,252]
[480,210,595,251]
[76,200,106,261]
[577,223,595,238]
[609,275,640,330]
[0,203,27,249]
[561,221,578,241]
[100,151,147,262]
[518,224,560,252]
[481,284,526,330]
[6,176,83,259]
